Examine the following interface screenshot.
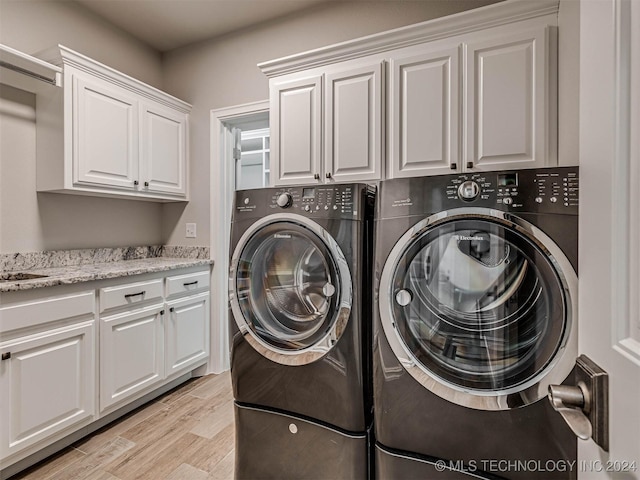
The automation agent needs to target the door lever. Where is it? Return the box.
[548,355,609,451]
[548,383,592,440]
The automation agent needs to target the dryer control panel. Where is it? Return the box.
[380,167,579,219]
[234,183,375,221]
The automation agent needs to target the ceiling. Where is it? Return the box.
[75,0,334,52]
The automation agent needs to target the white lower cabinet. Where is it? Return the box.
[0,291,96,463]
[166,292,210,378]
[100,304,164,412]
[0,266,210,473]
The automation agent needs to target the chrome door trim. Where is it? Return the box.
[378,207,578,410]
[230,213,353,366]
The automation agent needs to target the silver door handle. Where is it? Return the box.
[548,383,592,440]
[547,355,609,451]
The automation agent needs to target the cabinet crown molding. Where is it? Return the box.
[35,45,191,113]
[258,0,559,78]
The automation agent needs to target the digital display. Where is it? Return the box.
[302,187,315,199]
[498,173,518,187]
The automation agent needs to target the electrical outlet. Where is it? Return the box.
[186,223,197,238]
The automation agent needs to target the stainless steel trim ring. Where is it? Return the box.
[229,213,353,366]
[378,207,578,410]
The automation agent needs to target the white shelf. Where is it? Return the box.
[0,44,62,93]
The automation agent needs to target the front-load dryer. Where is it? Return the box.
[229,184,375,479]
[373,167,579,479]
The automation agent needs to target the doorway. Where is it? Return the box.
[210,101,269,373]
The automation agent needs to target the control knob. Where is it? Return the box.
[276,193,292,208]
[458,180,480,201]
[503,197,513,205]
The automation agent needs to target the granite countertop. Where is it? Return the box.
[0,257,213,293]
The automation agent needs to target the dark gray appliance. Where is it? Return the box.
[229,184,375,479]
[373,167,579,479]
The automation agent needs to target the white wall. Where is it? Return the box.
[160,0,503,251]
[0,1,165,253]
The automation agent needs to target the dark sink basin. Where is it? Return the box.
[0,272,49,282]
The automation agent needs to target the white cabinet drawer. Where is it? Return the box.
[165,270,209,298]
[0,291,95,334]
[99,279,163,313]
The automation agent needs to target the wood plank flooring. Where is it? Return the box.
[11,372,235,480]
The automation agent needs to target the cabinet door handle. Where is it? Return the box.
[325,172,332,179]
[1,352,10,361]
[144,181,149,187]
[466,162,474,169]
[133,180,139,186]
[314,173,320,180]
[169,307,175,313]
[160,310,165,315]
[183,281,199,286]
[124,291,145,299]
[450,163,457,170]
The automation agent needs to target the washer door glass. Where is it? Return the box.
[390,218,567,393]
[236,221,344,351]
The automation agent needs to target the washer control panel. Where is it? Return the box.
[442,168,579,212]
[296,185,355,215]
[235,184,371,220]
[381,167,579,218]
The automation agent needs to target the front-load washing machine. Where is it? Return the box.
[373,167,579,479]
[229,183,375,479]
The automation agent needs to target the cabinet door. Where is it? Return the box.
[73,74,138,189]
[465,26,553,171]
[389,46,460,178]
[270,75,322,185]
[324,62,383,183]
[165,292,210,378]
[0,322,95,459]
[140,101,187,197]
[100,305,164,412]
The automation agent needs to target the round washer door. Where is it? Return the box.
[379,208,577,410]
[229,213,352,366]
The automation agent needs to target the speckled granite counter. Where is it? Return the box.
[0,246,212,292]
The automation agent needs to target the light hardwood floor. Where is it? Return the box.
[11,372,235,480]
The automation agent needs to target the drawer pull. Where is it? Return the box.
[1,352,11,361]
[183,281,199,287]
[124,291,146,299]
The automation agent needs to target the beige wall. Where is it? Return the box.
[0,0,506,254]
[0,0,164,253]
[160,0,502,253]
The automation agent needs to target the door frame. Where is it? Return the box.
[209,100,269,373]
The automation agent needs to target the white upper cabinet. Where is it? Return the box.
[73,72,139,189]
[35,45,190,202]
[465,26,554,172]
[141,100,187,195]
[269,60,383,186]
[389,45,460,178]
[270,75,322,185]
[260,0,559,182]
[325,62,383,183]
